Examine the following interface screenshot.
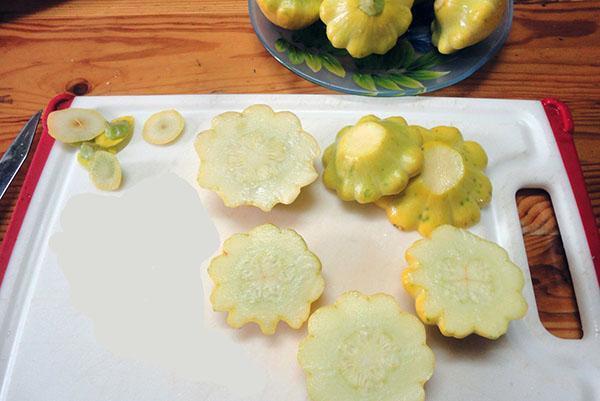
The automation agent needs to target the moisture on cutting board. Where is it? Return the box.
[49,173,267,396]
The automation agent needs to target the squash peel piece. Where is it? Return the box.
[208,224,324,335]
[298,291,434,401]
[94,116,135,151]
[377,126,491,236]
[403,225,528,339]
[322,115,423,204]
[195,105,320,211]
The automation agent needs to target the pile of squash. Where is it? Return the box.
[256,0,507,57]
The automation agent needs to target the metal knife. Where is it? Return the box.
[0,111,42,200]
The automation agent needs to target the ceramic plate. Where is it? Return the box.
[249,0,513,96]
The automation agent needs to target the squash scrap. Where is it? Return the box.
[195,104,320,211]
[403,225,528,339]
[47,108,108,144]
[143,109,185,145]
[298,291,434,401]
[88,150,122,191]
[95,116,135,151]
[208,224,324,335]
[322,115,423,204]
[377,125,491,236]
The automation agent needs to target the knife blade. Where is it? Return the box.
[0,111,42,200]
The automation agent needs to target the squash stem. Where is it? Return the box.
[359,0,384,16]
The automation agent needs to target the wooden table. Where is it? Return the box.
[0,0,597,339]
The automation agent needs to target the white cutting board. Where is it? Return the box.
[0,95,598,401]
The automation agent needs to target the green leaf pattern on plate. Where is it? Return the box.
[274,30,449,95]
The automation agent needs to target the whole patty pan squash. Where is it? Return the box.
[323,115,423,204]
[320,0,414,58]
[377,126,491,236]
[257,0,323,30]
[432,0,507,54]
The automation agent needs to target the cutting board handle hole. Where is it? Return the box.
[516,189,583,339]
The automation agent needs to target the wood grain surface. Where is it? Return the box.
[1,0,598,340]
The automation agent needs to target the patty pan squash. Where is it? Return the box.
[320,0,414,58]
[323,115,423,204]
[432,0,507,54]
[257,0,323,30]
[298,291,434,401]
[403,225,528,339]
[377,126,491,236]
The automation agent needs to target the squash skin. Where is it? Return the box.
[320,0,414,58]
[431,0,507,54]
[257,0,323,30]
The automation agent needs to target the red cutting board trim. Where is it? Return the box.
[0,93,74,285]
[0,94,598,287]
[542,98,600,284]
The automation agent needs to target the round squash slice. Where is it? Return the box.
[403,225,528,339]
[208,224,324,335]
[322,115,423,204]
[195,104,320,211]
[298,291,434,401]
[377,125,491,236]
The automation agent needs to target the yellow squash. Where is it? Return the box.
[322,115,423,204]
[257,0,323,30]
[432,0,507,54]
[320,0,414,58]
[377,125,491,236]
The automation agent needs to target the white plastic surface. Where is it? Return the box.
[0,95,598,401]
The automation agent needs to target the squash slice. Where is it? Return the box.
[403,225,528,339]
[209,224,324,335]
[298,291,434,401]
[195,105,320,211]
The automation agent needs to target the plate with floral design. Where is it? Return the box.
[248,0,513,97]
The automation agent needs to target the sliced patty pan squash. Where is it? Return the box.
[195,104,320,211]
[403,225,528,339]
[298,291,434,401]
[209,224,324,335]
[323,115,423,204]
[432,0,507,54]
[320,0,414,58]
[257,0,322,30]
[377,125,491,236]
